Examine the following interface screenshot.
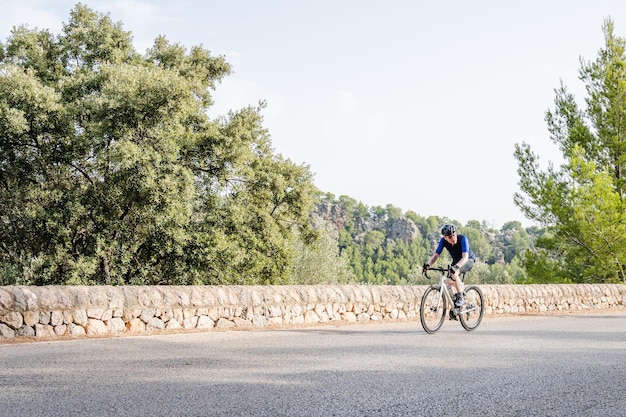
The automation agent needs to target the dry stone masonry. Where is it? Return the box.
[0,284,624,341]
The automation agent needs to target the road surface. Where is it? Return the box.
[1,312,625,416]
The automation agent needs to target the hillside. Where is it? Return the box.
[311,194,542,284]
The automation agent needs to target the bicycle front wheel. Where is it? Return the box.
[459,286,484,331]
[420,285,447,334]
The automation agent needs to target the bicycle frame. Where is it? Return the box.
[432,269,455,310]
[425,266,458,307]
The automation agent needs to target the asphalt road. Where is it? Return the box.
[1,312,625,417]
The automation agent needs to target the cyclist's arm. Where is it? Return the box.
[455,252,469,269]
[426,252,440,267]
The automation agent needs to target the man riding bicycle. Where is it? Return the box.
[422,224,475,307]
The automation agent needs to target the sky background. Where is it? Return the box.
[2,0,626,229]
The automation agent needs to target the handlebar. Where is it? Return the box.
[422,265,452,279]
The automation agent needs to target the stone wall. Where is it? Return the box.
[0,284,624,341]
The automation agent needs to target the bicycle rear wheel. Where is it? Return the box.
[459,286,484,331]
[420,285,446,334]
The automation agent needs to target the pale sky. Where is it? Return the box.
[2,0,625,229]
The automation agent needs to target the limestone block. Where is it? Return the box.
[197,316,214,329]
[23,311,39,326]
[50,311,64,326]
[160,308,173,322]
[0,311,23,329]
[63,311,73,324]
[268,305,282,318]
[68,323,86,336]
[0,288,13,312]
[199,288,217,306]
[0,323,15,338]
[342,312,357,322]
[171,308,184,322]
[17,325,35,337]
[128,318,145,333]
[243,307,254,321]
[304,310,320,324]
[233,317,251,327]
[106,318,126,333]
[39,311,51,325]
[37,287,61,310]
[86,319,107,335]
[35,323,55,338]
[227,289,240,306]
[208,307,220,321]
[11,288,29,311]
[166,318,181,330]
[146,317,165,331]
[291,304,303,317]
[176,288,191,307]
[190,287,204,307]
[140,308,156,323]
[252,316,268,326]
[216,288,228,305]
[222,307,234,320]
[183,308,196,319]
[182,316,198,329]
[105,287,124,309]
[87,287,107,307]
[137,288,153,307]
[54,325,67,336]
[86,308,105,320]
[216,318,235,328]
[250,289,263,307]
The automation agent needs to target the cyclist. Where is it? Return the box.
[422,223,475,307]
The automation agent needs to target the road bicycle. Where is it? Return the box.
[420,265,484,333]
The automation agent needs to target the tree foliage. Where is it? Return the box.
[514,18,626,283]
[0,4,316,285]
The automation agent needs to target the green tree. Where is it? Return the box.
[499,221,532,263]
[0,4,315,285]
[285,222,355,285]
[514,18,626,283]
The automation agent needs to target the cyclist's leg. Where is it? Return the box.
[459,259,474,275]
[447,275,463,305]
[455,259,475,303]
[445,277,461,295]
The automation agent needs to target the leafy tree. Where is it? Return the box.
[514,18,626,283]
[285,221,355,284]
[499,221,532,263]
[0,4,315,285]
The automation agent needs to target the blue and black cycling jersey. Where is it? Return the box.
[435,234,476,265]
